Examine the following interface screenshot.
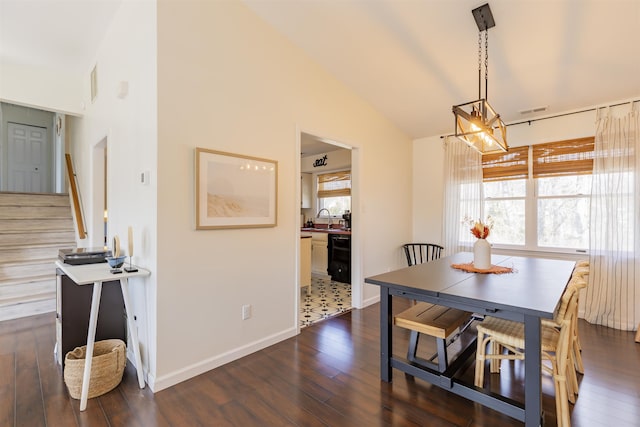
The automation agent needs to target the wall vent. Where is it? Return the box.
[519,105,548,115]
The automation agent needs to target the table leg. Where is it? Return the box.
[80,281,102,411]
[120,278,145,389]
[380,286,392,382]
[524,314,542,426]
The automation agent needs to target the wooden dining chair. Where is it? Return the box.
[554,262,588,378]
[395,243,471,372]
[474,279,583,427]
[402,243,444,266]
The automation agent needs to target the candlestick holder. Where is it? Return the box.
[124,256,138,273]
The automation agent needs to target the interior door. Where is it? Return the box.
[7,123,50,193]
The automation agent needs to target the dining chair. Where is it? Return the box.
[402,243,444,267]
[474,279,583,427]
[394,243,471,372]
[474,287,578,427]
[568,261,589,374]
[476,262,589,399]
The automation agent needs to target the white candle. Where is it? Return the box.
[128,226,134,257]
[113,235,121,257]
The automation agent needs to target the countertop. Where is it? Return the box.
[301,227,351,235]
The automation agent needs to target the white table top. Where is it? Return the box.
[55,260,150,285]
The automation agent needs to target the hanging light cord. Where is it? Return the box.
[477,31,482,101]
[484,29,489,103]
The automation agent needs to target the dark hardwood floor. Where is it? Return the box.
[2,300,639,426]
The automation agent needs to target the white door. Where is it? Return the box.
[8,123,50,193]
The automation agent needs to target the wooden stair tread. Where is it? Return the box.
[0,291,55,307]
[0,192,70,207]
[0,275,56,288]
[0,228,74,234]
[0,257,57,266]
[0,244,75,251]
[394,302,471,339]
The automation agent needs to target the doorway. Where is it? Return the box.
[298,131,357,328]
[91,137,107,248]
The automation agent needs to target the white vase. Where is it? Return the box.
[473,238,491,270]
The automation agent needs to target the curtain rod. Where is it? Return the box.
[440,98,639,139]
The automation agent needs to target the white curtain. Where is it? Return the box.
[584,105,640,330]
[442,137,483,256]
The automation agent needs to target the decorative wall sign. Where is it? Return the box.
[195,148,278,229]
[313,154,328,167]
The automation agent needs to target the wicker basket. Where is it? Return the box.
[64,339,126,399]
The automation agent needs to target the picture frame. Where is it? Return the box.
[195,148,278,229]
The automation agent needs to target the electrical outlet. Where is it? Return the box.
[242,304,252,320]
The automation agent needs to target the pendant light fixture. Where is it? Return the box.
[452,3,508,154]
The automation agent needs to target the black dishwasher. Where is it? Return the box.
[328,234,351,284]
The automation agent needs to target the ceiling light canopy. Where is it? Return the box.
[452,3,508,154]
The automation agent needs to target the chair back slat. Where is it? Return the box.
[553,276,587,324]
[403,243,444,267]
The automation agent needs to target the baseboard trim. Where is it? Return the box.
[362,294,380,308]
[147,326,298,392]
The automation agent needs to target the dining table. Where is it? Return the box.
[365,252,576,426]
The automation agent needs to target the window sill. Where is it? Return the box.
[491,246,588,261]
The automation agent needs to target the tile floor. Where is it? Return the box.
[300,276,351,327]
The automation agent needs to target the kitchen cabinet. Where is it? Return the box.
[300,235,312,294]
[310,232,329,276]
[301,173,312,209]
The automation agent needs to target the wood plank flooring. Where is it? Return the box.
[2,300,639,426]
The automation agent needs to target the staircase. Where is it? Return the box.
[0,193,76,321]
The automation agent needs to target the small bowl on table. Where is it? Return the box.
[106,256,126,273]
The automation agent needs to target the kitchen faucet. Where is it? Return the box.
[316,208,332,227]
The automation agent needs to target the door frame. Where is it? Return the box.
[90,136,107,248]
[295,127,362,332]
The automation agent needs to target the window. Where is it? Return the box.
[317,170,351,215]
[482,146,528,245]
[482,137,594,252]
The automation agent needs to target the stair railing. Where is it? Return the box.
[65,153,87,239]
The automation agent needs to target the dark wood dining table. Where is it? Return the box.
[365,252,575,426]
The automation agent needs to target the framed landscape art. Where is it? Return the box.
[195,148,278,229]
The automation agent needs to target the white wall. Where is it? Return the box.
[0,62,84,116]
[67,0,158,383]
[155,0,412,390]
[413,109,598,244]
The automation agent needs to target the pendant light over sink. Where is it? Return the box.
[452,3,508,154]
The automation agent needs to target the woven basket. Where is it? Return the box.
[64,339,126,399]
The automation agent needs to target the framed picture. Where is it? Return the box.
[195,148,278,229]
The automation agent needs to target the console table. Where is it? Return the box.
[55,261,150,411]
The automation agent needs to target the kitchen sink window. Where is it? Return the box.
[317,170,351,216]
[482,138,594,253]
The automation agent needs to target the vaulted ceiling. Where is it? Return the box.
[0,0,122,73]
[1,0,638,139]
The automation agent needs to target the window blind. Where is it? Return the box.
[482,146,529,181]
[318,171,351,198]
[532,137,594,178]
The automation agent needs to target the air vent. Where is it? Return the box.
[519,106,548,115]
